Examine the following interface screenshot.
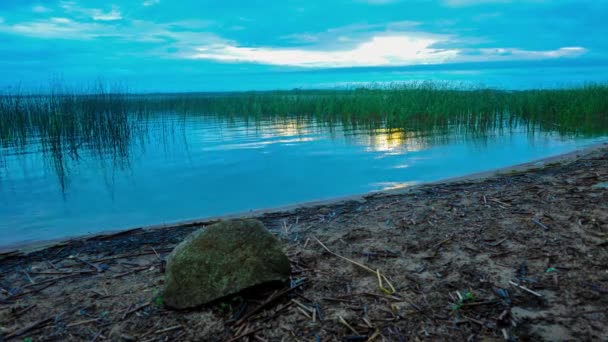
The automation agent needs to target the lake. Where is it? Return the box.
[1,86,607,246]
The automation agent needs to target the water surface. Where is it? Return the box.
[0,110,605,246]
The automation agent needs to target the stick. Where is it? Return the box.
[113,266,149,279]
[90,330,103,342]
[122,302,150,319]
[22,270,35,284]
[14,304,37,317]
[151,247,161,259]
[296,307,311,319]
[338,316,359,335]
[235,281,308,326]
[4,317,53,339]
[24,274,82,289]
[509,280,543,297]
[74,257,104,272]
[154,325,182,334]
[8,281,57,300]
[68,318,100,328]
[225,327,264,342]
[532,218,549,230]
[313,236,395,294]
[94,248,174,263]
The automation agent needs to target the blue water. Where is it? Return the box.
[0,114,605,246]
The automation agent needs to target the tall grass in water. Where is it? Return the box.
[143,82,608,136]
[1,82,607,189]
[0,83,138,190]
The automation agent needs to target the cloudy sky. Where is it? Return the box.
[0,0,606,91]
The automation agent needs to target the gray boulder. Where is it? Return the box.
[162,219,291,309]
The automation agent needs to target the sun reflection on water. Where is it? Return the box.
[361,129,428,154]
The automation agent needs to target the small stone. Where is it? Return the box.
[162,219,291,309]
[318,207,331,215]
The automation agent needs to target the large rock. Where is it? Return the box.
[162,219,291,309]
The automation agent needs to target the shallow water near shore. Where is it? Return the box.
[0,108,606,246]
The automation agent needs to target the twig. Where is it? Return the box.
[225,327,264,342]
[296,307,311,319]
[235,281,308,326]
[68,318,100,328]
[4,317,53,339]
[368,329,381,341]
[12,304,36,318]
[424,236,453,259]
[122,302,150,319]
[94,248,174,263]
[488,238,508,247]
[532,218,549,230]
[509,280,543,297]
[24,274,82,289]
[490,198,511,207]
[313,236,395,294]
[113,266,149,279]
[28,270,94,276]
[74,257,104,273]
[22,270,35,284]
[90,330,103,342]
[338,316,359,335]
[8,281,57,300]
[154,325,182,334]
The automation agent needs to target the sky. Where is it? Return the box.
[0,0,607,91]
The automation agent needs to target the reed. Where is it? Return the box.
[134,82,608,136]
[1,82,607,186]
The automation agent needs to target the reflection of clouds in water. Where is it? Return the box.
[201,137,318,151]
[258,119,315,138]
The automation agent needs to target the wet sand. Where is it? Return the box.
[1,144,607,341]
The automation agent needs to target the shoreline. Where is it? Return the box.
[3,140,606,255]
[1,143,606,341]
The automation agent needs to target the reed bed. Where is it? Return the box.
[135,82,608,135]
[1,82,607,178]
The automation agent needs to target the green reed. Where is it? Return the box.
[137,82,608,137]
[0,81,607,190]
[0,83,141,190]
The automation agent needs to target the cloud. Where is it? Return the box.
[473,46,586,60]
[32,5,52,13]
[278,21,421,49]
[0,2,589,70]
[443,0,510,6]
[188,33,587,68]
[191,34,460,67]
[90,7,122,21]
[280,33,320,44]
[356,0,401,4]
[1,17,105,39]
[59,2,122,21]
[143,0,160,7]
[0,16,218,46]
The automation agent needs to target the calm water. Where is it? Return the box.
[0,112,605,246]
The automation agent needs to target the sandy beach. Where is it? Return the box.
[1,143,607,341]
